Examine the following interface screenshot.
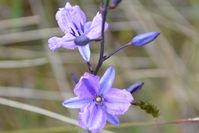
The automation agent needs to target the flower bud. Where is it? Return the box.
[110,0,122,9]
[74,35,90,46]
[131,32,160,46]
[127,82,144,94]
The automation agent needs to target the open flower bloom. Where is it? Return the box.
[48,2,108,62]
[63,67,133,133]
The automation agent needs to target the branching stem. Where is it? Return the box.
[104,42,132,60]
[94,0,110,75]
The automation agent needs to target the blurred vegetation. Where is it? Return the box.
[0,0,199,133]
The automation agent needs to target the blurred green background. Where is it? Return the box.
[0,0,199,133]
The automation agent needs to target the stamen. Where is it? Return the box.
[80,22,84,32]
[70,28,76,36]
[72,22,81,36]
[95,96,102,103]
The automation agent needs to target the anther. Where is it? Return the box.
[95,96,102,103]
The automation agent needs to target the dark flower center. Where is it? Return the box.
[95,96,103,103]
[74,35,90,46]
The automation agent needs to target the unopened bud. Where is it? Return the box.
[127,82,144,94]
[110,0,122,9]
[131,32,160,46]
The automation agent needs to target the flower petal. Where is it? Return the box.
[104,88,133,115]
[84,21,92,33]
[48,37,62,51]
[56,2,86,34]
[71,5,86,28]
[85,12,109,40]
[78,45,90,62]
[74,73,100,98]
[56,8,72,34]
[48,34,76,51]
[99,66,115,95]
[78,103,107,132]
[106,113,120,125]
[62,97,91,108]
[64,2,72,8]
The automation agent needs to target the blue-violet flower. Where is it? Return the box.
[63,66,133,132]
[48,2,108,62]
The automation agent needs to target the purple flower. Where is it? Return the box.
[131,32,160,46]
[63,67,133,132]
[48,2,108,62]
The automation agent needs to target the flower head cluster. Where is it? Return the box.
[48,2,108,62]
[48,1,160,133]
[63,67,133,132]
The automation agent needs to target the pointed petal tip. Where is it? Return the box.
[107,113,120,126]
[65,2,72,8]
[99,66,115,94]
[62,101,67,106]
[78,45,90,62]
[62,97,91,109]
[156,32,161,35]
[62,100,69,107]
[85,12,109,40]
[106,66,116,76]
[109,66,115,70]
[62,99,74,107]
